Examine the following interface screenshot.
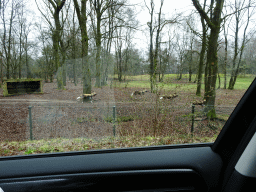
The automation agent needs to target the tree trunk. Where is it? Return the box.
[117,47,122,82]
[19,25,22,79]
[228,2,250,90]
[59,38,67,86]
[204,26,220,119]
[148,1,154,92]
[72,8,77,86]
[63,62,66,86]
[149,30,154,91]
[25,35,31,79]
[228,16,239,90]
[103,5,114,86]
[150,0,164,92]
[218,73,221,89]
[73,0,91,94]
[188,50,192,82]
[224,34,227,89]
[72,35,77,86]
[52,12,63,88]
[196,14,207,96]
[6,8,14,79]
[177,56,183,80]
[48,0,66,89]
[81,29,91,94]
[223,17,229,89]
[95,12,102,87]
[0,55,3,84]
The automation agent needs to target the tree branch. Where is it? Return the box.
[73,0,82,26]
[191,0,215,29]
[58,0,66,11]
[48,0,57,10]
[35,0,54,30]
[221,5,253,22]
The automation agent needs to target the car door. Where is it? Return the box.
[0,79,256,192]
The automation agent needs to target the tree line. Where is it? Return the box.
[0,0,256,118]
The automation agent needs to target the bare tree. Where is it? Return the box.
[182,18,198,83]
[222,1,233,89]
[17,0,25,79]
[223,16,229,89]
[50,0,66,89]
[115,19,124,82]
[21,21,33,79]
[152,0,164,89]
[37,22,54,82]
[102,0,116,85]
[1,0,18,79]
[243,36,256,74]
[175,32,187,81]
[90,0,104,87]
[113,5,137,82]
[145,0,177,92]
[228,0,255,89]
[69,6,79,86]
[145,0,154,92]
[36,0,66,89]
[192,0,224,119]
[89,0,125,87]
[101,0,116,85]
[157,46,170,82]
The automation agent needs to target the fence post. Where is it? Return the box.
[113,106,116,137]
[28,106,33,140]
[191,104,195,134]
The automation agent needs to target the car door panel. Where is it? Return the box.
[0,144,222,192]
[0,169,202,192]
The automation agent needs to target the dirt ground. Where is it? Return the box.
[0,79,246,142]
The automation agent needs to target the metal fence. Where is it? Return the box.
[0,101,236,141]
[191,104,235,134]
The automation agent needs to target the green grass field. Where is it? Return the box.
[113,74,254,91]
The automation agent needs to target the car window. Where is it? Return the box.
[0,0,255,157]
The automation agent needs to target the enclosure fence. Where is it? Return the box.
[0,102,236,141]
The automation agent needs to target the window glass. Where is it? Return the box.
[0,0,255,156]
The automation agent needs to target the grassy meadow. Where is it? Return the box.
[114,74,254,90]
[0,74,255,156]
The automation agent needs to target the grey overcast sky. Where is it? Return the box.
[134,0,195,52]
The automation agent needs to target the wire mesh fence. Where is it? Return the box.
[29,104,115,140]
[0,101,236,141]
[190,104,235,135]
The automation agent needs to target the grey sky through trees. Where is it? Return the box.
[27,0,256,61]
[30,0,193,52]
